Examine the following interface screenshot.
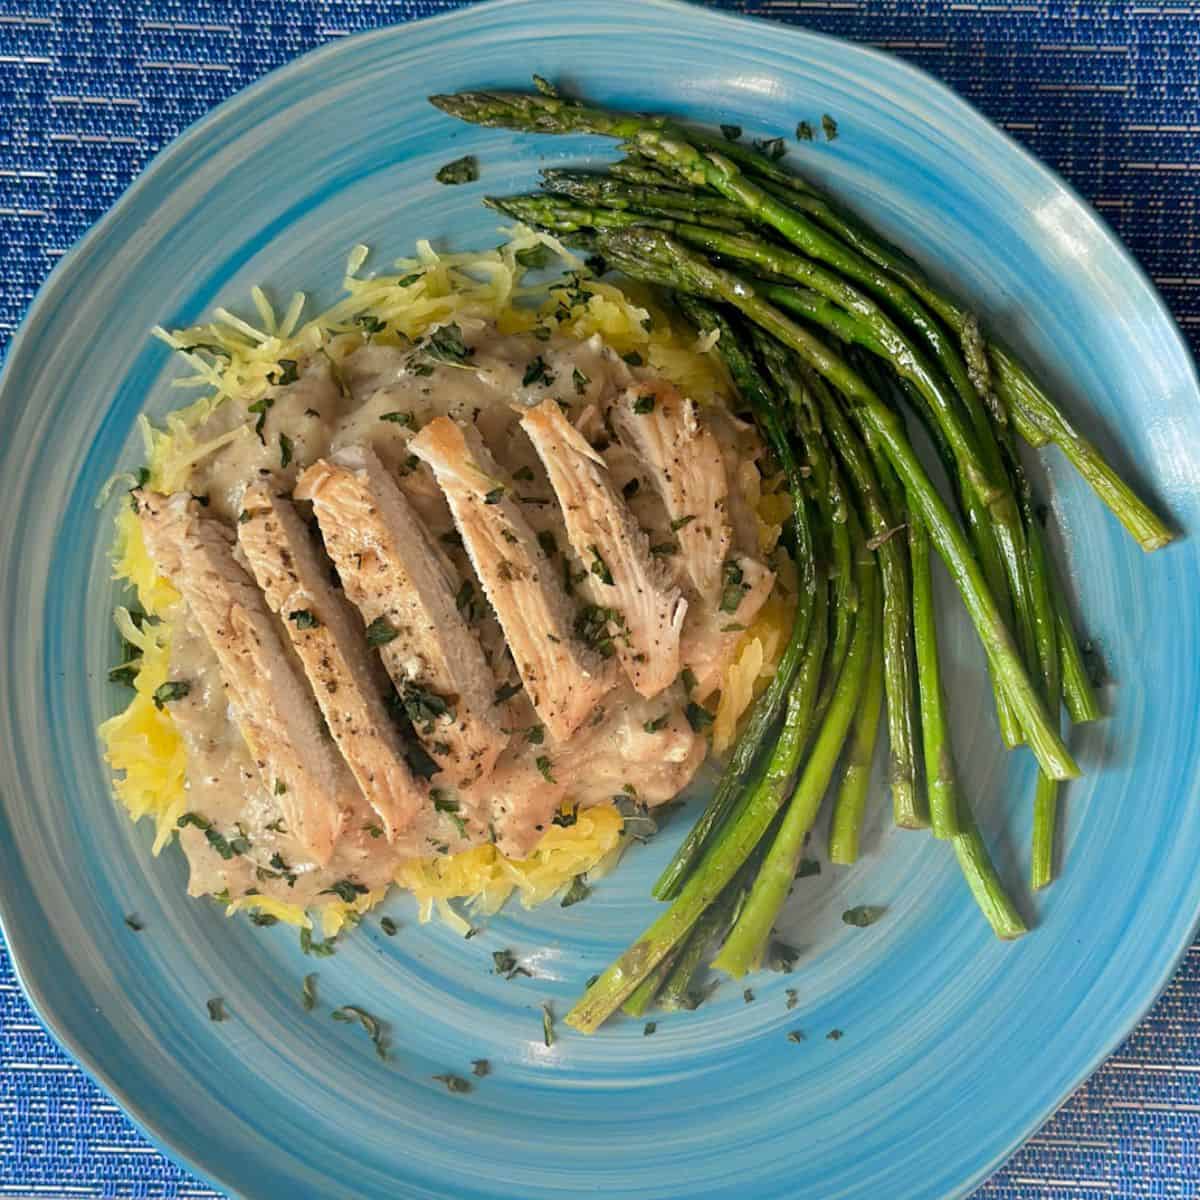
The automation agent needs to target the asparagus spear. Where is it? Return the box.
[595,226,1077,781]
[714,536,875,977]
[829,581,886,864]
[1052,572,1102,724]
[621,944,681,1017]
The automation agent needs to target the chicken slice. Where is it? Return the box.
[474,686,706,858]
[295,446,508,794]
[408,416,616,742]
[236,482,427,839]
[609,379,732,603]
[136,491,349,865]
[521,398,686,699]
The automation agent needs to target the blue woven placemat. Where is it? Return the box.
[2,2,1198,1196]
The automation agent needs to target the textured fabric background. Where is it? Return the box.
[1,1,1198,1196]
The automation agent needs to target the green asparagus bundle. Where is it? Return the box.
[429,83,1173,1031]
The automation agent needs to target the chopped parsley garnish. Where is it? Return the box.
[643,714,669,734]
[822,113,838,141]
[108,662,139,689]
[380,410,415,427]
[332,1005,387,1059]
[588,546,614,585]
[432,1072,472,1094]
[766,941,800,973]
[355,314,385,334]
[786,988,799,1011]
[681,667,698,693]
[541,1002,555,1047]
[206,997,227,1022]
[483,485,505,505]
[796,858,821,879]
[152,680,190,710]
[516,243,554,270]
[492,949,531,980]
[531,73,560,97]
[320,878,369,903]
[743,987,755,1004]
[842,905,887,927]
[643,1021,657,1036]
[720,123,742,141]
[535,755,555,783]
[494,681,522,704]
[826,1029,844,1041]
[632,392,655,415]
[622,477,640,499]
[300,928,337,957]
[364,616,399,646]
[522,355,554,386]
[123,914,144,932]
[471,1058,491,1077]
[537,530,558,557]
[279,432,293,469]
[575,604,621,658]
[512,465,534,481]
[753,135,786,160]
[685,702,714,732]
[287,609,320,629]
[435,155,478,185]
[238,509,252,524]
[398,272,423,287]
[273,359,299,386]
[561,875,590,907]
[786,1029,805,1043]
[670,513,696,532]
[275,779,287,795]
[622,350,644,367]
[301,973,317,1012]
[426,321,474,364]
[432,790,458,814]
[395,682,454,730]
[720,559,749,613]
[249,911,278,927]
[572,367,590,395]
[363,822,383,839]
[796,120,814,141]
[380,916,398,936]
[526,724,545,745]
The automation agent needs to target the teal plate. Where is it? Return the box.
[1,1,1198,1197]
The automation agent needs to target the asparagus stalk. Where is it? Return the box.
[713,540,875,977]
[829,582,886,864]
[595,226,1077,780]
[566,571,831,1033]
[910,513,961,840]
[621,944,681,1017]
[1052,572,1102,723]
[804,365,925,829]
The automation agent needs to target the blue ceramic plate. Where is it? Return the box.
[1,1,1197,1197]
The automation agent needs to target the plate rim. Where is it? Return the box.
[0,1,1197,1197]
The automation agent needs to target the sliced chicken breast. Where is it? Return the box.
[609,379,732,604]
[520,398,687,699]
[136,490,349,865]
[236,482,427,840]
[295,446,508,793]
[408,416,616,742]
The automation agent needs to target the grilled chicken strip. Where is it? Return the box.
[136,490,349,865]
[295,446,508,794]
[520,398,686,699]
[409,416,616,742]
[609,379,732,604]
[236,482,427,840]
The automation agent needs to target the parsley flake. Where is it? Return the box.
[435,155,478,185]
